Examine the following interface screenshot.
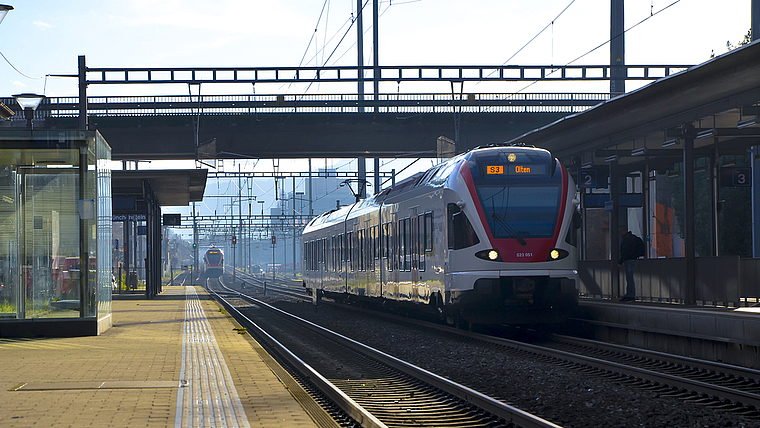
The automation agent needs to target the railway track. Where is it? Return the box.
[206,276,561,428]
[219,269,760,420]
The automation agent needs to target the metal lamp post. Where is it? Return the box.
[13,93,44,129]
[0,4,13,25]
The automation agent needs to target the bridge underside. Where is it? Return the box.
[49,112,565,160]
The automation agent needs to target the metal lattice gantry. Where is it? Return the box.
[80,64,690,85]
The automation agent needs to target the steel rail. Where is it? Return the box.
[207,287,387,428]
[224,273,760,411]
[211,282,561,428]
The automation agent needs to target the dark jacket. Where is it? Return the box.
[619,231,641,264]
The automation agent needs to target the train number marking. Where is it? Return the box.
[515,252,533,258]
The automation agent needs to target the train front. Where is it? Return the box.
[448,146,579,325]
[205,248,224,278]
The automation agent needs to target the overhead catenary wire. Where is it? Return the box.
[487,0,682,105]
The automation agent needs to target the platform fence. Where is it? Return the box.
[578,257,760,308]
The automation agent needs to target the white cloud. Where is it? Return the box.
[11,80,26,88]
[33,21,51,29]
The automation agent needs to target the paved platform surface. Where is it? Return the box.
[0,285,321,428]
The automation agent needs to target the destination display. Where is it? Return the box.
[486,164,549,176]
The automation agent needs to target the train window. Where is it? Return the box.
[447,203,480,250]
[358,229,366,271]
[418,215,425,272]
[331,235,336,271]
[401,218,410,271]
[383,222,392,271]
[347,231,353,272]
[337,235,341,271]
[425,212,433,253]
[412,216,419,271]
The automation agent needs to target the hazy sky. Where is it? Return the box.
[0,1,751,217]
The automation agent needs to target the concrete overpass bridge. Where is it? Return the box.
[1,61,688,160]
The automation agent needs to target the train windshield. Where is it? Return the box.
[469,149,562,239]
[206,251,222,264]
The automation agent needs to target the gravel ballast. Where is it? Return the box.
[237,286,756,428]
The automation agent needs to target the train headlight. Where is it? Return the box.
[475,249,502,261]
[547,248,569,261]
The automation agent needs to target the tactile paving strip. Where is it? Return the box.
[175,286,250,428]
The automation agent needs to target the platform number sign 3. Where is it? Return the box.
[733,168,751,187]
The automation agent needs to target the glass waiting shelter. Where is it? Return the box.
[0,130,112,337]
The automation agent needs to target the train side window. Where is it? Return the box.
[392,221,399,271]
[358,229,365,271]
[338,234,343,271]
[331,235,336,271]
[346,231,352,272]
[425,212,433,253]
[412,216,419,271]
[417,215,425,272]
[447,203,480,250]
[372,225,379,260]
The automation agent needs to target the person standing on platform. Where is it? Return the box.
[618,226,645,302]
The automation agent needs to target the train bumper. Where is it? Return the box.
[448,270,578,324]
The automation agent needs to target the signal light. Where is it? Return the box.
[271,235,276,245]
[232,235,237,244]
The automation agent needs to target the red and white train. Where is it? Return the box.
[203,247,224,278]
[302,144,579,326]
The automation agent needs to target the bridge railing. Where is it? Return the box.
[1,93,611,120]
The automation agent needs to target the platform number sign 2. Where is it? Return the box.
[579,169,599,189]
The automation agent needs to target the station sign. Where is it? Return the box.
[163,213,181,226]
[112,214,147,221]
[578,167,608,189]
[720,167,751,187]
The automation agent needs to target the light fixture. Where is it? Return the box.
[13,93,44,130]
[696,129,714,139]
[630,147,646,156]
[0,4,12,26]
[662,138,679,148]
[581,162,594,169]
[737,117,759,129]
[604,155,618,163]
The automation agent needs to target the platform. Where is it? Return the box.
[0,285,323,427]
[571,298,760,369]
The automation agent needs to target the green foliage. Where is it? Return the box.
[726,28,752,51]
